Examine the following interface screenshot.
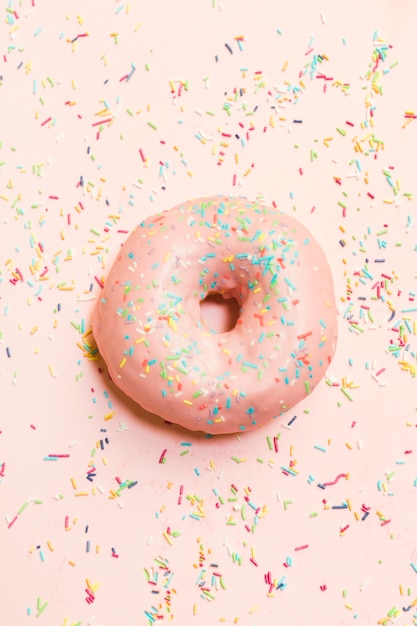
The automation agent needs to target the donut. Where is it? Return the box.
[92,196,337,435]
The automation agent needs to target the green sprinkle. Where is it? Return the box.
[17,501,30,515]
[341,388,353,401]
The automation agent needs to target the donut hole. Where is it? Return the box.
[200,292,240,333]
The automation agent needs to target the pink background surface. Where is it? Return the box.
[1,1,417,624]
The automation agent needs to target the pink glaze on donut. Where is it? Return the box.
[93,196,337,434]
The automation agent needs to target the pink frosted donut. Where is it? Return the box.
[93,196,337,434]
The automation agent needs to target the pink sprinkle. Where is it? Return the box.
[8,515,18,529]
[294,544,309,551]
[92,118,112,126]
[323,473,347,487]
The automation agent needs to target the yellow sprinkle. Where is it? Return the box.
[104,411,115,421]
[119,357,126,368]
[68,560,76,566]
[47,540,54,551]
[249,606,258,614]
[70,477,77,490]
[75,491,88,496]
[163,532,173,545]
[96,544,100,554]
